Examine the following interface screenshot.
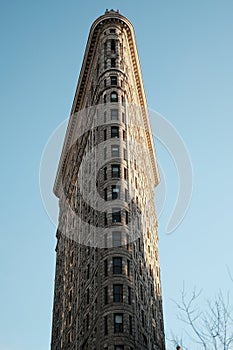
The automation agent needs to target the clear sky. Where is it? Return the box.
[1,1,233,349]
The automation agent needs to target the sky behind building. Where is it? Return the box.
[1,1,233,349]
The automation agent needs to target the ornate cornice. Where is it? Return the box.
[54,10,160,198]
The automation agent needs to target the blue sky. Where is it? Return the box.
[1,1,233,349]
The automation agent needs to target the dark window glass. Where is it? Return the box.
[111,58,116,67]
[113,284,123,302]
[124,167,128,180]
[111,145,119,157]
[114,314,123,333]
[125,210,129,224]
[104,167,107,180]
[104,129,107,141]
[113,231,121,247]
[111,126,119,138]
[110,92,118,102]
[104,212,107,226]
[104,188,107,201]
[112,208,121,223]
[110,29,116,33]
[104,95,107,104]
[115,347,124,350]
[110,76,117,85]
[113,257,122,274]
[111,39,116,53]
[111,165,120,178]
[112,185,120,200]
[111,109,118,120]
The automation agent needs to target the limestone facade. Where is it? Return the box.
[51,10,166,350]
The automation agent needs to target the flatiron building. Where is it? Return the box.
[51,9,166,350]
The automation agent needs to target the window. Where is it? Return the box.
[111,164,120,178]
[104,188,107,201]
[115,347,124,350]
[104,167,107,180]
[112,208,121,223]
[111,58,116,67]
[111,109,119,120]
[111,39,116,53]
[113,284,123,302]
[104,259,108,276]
[104,212,107,226]
[87,264,90,279]
[104,129,107,141]
[104,79,107,87]
[128,286,132,304]
[110,28,116,33]
[114,314,123,333]
[113,257,122,274]
[111,145,119,157]
[104,147,107,160]
[104,286,108,304]
[125,210,129,224]
[113,231,121,247]
[104,95,107,104]
[110,92,118,102]
[110,76,117,85]
[87,288,90,304]
[112,185,120,200]
[104,315,108,335]
[124,167,128,180]
[123,148,127,160]
[122,112,125,123]
[123,130,126,141]
[111,126,119,138]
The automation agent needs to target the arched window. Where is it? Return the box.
[111,92,118,102]
[104,95,107,104]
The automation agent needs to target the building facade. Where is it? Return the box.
[51,10,165,350]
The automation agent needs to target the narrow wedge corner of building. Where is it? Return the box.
[51,9,166,350]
